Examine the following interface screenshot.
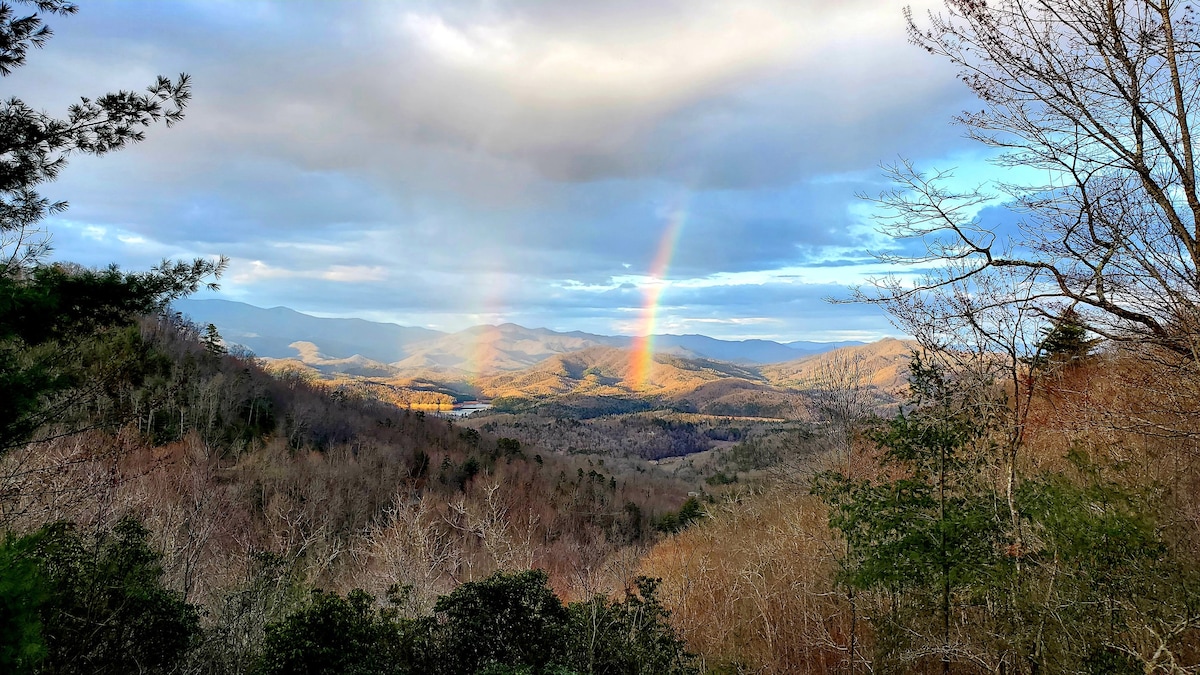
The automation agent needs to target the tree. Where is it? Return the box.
[0,2,224,453]
[815,356,1200,672]
[655,496,704,534]
[814,357,1008,674]
[25,517,201,674]
[256,588,421,675]
[431,569,569,675]
[566,577,697,675]
[1016,454,1200,673]
[0,260,226,451]
[855,2,1200,621]
[0,530,46,674]
[1030,307,1097,369]
[0,0,191,269]
[866,1,1200,358]
[202,322,227,355]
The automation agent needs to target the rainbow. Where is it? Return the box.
[469,325,499,379]
[465,272,509,381]
[629,207,687,390]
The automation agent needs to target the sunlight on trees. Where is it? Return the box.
[4,1,1200,673]
[816,3,1200,672]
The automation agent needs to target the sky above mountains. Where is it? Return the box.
[16,0,1003,341]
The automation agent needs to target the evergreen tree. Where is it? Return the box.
[0,1,224,453]
[0,530,46,674]
[202,322,227,355]
[0,261,225,451]
[566,577,697,675]
[254,571,697,675]
[432,570,569,675]
[1031,308,1096,369]
[0,517,202,675]
[814,357,1007,673]
[0,1,190,270]
[256,588,422,675]
[1014,453,1200,672]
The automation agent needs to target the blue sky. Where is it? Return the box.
[11,0,1006,341]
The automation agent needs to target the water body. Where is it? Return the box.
[432,402,493,418]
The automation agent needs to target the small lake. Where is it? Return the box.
[432,402,493,418]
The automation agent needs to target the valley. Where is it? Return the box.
[180,299,914,484]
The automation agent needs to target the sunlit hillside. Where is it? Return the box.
[472,346,770,398]
[760,337,918,395]
[276,341,401,378]
[394,324,624,373]
[261,339,914,420]
[640,346,1200,674]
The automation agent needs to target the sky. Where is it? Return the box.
[10,0,1001,342]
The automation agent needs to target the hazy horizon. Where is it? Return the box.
[176,297,875,345]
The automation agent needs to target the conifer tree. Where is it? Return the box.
[1032,308,1095,368]
[815,357,1006,673]
[0,1,191,270]
[0,1,224,452]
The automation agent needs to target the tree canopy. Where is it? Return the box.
[0,1,224,452]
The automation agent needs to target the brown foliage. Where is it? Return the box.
[640,489,851,674]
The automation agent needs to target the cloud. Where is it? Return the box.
[16,0,979,341]
[229,261,389,284]
[189,259,896,341]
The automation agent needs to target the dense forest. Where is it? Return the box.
[5,1,1200,674]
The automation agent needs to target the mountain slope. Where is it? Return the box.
[761,337,918,394]
[472,346,772,400]
[394,323,625,373]
[653,335,815,364]
[174,299,443,361]
[785,339,869,354]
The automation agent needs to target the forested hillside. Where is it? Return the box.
[635,2,1200,672]
[176,299,857,375]
[1,309,699,672]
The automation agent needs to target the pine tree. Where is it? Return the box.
[0,1,191,271]
[814,356,1007,673]
[201,323,226,356]
[0,2,224,453]
[1032,308,1096,368]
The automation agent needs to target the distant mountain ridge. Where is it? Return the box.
[653,334,864,363]
[173,299,441,363]
[174,299,866,374]
[471,339,917,403]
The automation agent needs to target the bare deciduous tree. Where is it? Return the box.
[866,1,1200,359]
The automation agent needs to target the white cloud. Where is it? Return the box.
[321,265,389,283]
[397,4,801,108]
[229,260,389,284]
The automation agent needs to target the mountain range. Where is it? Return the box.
[174,299,865,374]
[173,299,914,416]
